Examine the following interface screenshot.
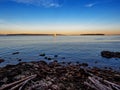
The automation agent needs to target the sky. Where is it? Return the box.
[0,0,120,34]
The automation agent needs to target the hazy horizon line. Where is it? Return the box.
[0,33,120,36]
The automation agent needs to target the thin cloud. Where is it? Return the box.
[85,0,115,8]
[85,3,97,8]
[11,0,64,8]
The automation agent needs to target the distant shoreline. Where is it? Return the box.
[0,34,120,36]
[80,34,105,36]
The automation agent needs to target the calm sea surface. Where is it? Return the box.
[0,36,120,70]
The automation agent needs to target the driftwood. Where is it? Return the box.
[84,74,120,90]
[0,74,37,90]
[0,61,120,90]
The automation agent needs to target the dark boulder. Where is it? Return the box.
[114,52,120,58]
[101,51,120,58]
[54,55,58,57]
[44,57,48,59]
[18,59,22,62]
[0,59,5,63]
[48,57,52,60]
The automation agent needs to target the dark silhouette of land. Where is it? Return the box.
[0,34,54,36]
[0,33,106,36]
[0,33,120,36]
[80,34,105,36]
[0,34,65,36]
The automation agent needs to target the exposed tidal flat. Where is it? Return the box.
[0,35,120,89]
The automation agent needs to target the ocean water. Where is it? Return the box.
[0,35,120,70]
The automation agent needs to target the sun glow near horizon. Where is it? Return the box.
[0,0,120,35]
[0,23,120,35]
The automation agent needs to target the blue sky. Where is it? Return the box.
[0,0,120,34]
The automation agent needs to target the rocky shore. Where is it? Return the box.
[0,60,120,90]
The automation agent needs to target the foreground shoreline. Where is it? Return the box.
[0,60,120,90]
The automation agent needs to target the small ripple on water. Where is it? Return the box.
[0,36,120,70]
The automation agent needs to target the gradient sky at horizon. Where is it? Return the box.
[0,0,120,34]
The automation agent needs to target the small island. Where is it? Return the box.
[80,34,105,36]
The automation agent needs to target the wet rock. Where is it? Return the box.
[104,67,108,69]
[62,57,65,59]
[39,60,47,65]
[76,61,79,64]
[54,55,58,57]
[68,62,72,65]
[48,57,52,60]
[5,64,15,69]
[81,63,88,67]
[49,61,59,67]
[61,61,65,64]
[18,59,22,62]
[114,52,120,58]
[0,59,5,63]
[0,60,120,90]
[39,53,45,56]
[12,52,19,55]
[44,57,48,59]
[101,51,114,58]
[95,61,98,64]
[101,51,120,58]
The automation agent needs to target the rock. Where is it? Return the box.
[18,59,22,61]
[81,63,88,67]
[62,57,65,59]
[39,60,47,65]
[68,62,72,65]
[101,51,114,58]
[54,55,58,57]
[48,57,52,60]
[101,51,120,58]
[44,57,48,59]
[95,61,98,64]
[5,64,15,69]
[0,59,5,63]
[0,60,120,90]
[49,60,60,68]
[58,83,65,89]
[76,61,79,64]
[2,77,8,83]
[114,52,120,58]
[12,52,19,55]
[51,84,60,90]
[61,61,65,64]
[47,81,53,86]
[39,53,45,56]
[114,74,120,82]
